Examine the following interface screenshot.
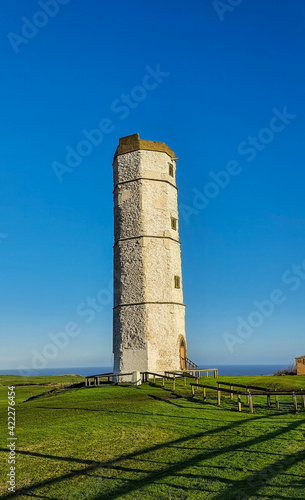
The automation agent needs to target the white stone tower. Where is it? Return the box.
[113,133,187,374]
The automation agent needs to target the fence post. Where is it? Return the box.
[248,392,253,414]
[267,394,271,409]
[237,394,242,412]
[301,389,305,409]
[162,377,165,388]
[191,385,195,397]
[229,385,232,400]
[203,387,206,402]
[217,388,221,406]
[173,376,176,392]
[293,392,298,413]
[275,389,280,410]
[230,384,233,400]
[246,391,249,404]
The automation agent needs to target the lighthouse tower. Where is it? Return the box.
[113,134,187,374]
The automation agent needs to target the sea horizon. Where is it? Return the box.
[0,364,290,377]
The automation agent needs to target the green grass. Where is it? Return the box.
[0,375,305,499]
[0,374,84,387]
[0,374,85,408]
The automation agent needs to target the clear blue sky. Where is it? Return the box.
[1,0,304,372]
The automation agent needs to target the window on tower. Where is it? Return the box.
[174,276,180,289]
[171,217,177,230]
[168,163,174,177]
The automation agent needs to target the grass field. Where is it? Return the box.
[0,375,85,408]
[0,374,305,499]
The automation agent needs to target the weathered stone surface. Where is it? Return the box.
[113,133,176,162]
[113,134,186,374]
[296,356,305,375]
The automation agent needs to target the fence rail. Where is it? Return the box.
[84,371,304,414]
[85,372,133,386]
[217,381,271,392]
[190,383,305,413]
[142,371,201,389]
[85,370,200,390]
[166,368,218,379]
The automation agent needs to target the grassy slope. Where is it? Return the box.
[0,375,304,500]
[0,375,85,408]
[0,374,84,387]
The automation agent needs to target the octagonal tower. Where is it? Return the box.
[113,133,186,374]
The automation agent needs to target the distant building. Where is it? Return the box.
[295,355,305,375]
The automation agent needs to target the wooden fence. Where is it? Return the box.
[142,371,201,390]
[85,372,134,386]
[165,369,218,379]
[190,382,305,413]
[85,370,199,390]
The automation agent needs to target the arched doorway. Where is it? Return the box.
[180,339,186,370]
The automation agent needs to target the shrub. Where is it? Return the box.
[274,362,297,376]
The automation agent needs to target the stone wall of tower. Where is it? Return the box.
[296,356,305,375]
[113,136,186,374]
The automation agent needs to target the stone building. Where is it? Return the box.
[112,133,187,374]
[295,355,305,375]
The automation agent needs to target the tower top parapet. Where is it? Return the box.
[113,133,176,162]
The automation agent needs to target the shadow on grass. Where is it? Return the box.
[148,394,185,408]
[0,414,304,499]
[22,494,59,499]
[211,447,305,500]
[33,404,233,422]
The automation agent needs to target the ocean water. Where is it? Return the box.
[0,364,288,377]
